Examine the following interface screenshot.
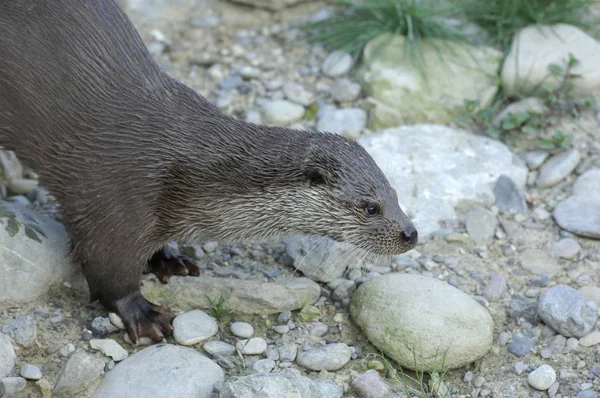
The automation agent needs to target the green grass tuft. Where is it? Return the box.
[303,0,472,60]
[460,0,600,52]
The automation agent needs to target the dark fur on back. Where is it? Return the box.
[0,0,416,305]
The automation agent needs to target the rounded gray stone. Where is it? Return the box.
[278,343,297,362]
[527,364,556,390]
[20,364,42,380]
[536,149,581,188]
[172,310,218,346]
[203,341,236,357]
[538,285,598,338]
[273,325,290,334]
[0,377,26,395]
[259,100,305,126]
[322,50,353,77]
[554,196,600,239]
[331,78,361,103]
[235,338,267,355]
[494,175,527,213]
[317,107,366,137]
[508,335,535,357]
[573,168,600,197]
[230,322,254,339]
[296,343,352,371]
[252,359,275,373]
[282,82,315,106]
[351,369,393,398]
[483,274,506,302]
[92,344,224,398]
[550,238,581,259]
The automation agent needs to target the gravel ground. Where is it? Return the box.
[1,1,599,397]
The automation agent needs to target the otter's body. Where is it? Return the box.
[0,0,417,343]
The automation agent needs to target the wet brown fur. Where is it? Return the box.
[0,0,417,342]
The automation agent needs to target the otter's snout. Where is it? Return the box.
[400,227,418,247]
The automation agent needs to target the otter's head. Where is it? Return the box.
[287,131,418,256]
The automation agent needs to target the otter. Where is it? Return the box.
[0,0,417,344]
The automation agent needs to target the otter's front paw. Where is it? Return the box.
[148,246,200,284]
[111,291,175,345]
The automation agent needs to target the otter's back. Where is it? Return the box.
[0,0,169,161]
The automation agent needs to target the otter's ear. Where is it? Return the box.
[304,166,330,185]
[303,154,339,185]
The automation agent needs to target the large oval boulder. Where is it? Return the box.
[502,24,600,96]
[92,344,224,398]
[350,273,493,371]
[0,201,81,306]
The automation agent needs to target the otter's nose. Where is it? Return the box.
[400,228,418,246]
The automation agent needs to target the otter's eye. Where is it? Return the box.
[365,204,380,216]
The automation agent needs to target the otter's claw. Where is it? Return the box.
[148,246,200,284]
[111,291,175,345]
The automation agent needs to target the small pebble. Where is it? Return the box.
[548,382,559,397]
[235,337,267,355]
[203,241,218,253]
[260,99,305,126]
[474,376,485,388]
[273,325,290,334]
[203,341,236,357]
[565,337,579,352]
[550,238,581,259]
[173,310,219,346]
[514,361,525,375]
[538,285,598,338]
[278,344,297,362]
[322,50,353,77]
[252,359,275,373]
[498,332,510,345]
[508,335,535,357]
[90,317,120,337]
[330,78,361,103]
[367,360,384,371]
[484,274,506,302]
[526,151,549,170]
[296,343,352,371]
[19,364,42,380]
[108,313,125,330]
[580,383,593,391]
[230,322,254,339]
[265,348,279,361]
[90,339,129,362]
[278,311,292,323]
[59,343,76,358]
[579,330,600,347]
[351,369,393,398]
[309,323,329,337]
[463,371,474,383]
[282,82,314,106]
[528,364,557,391]
[536,149,581,188]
